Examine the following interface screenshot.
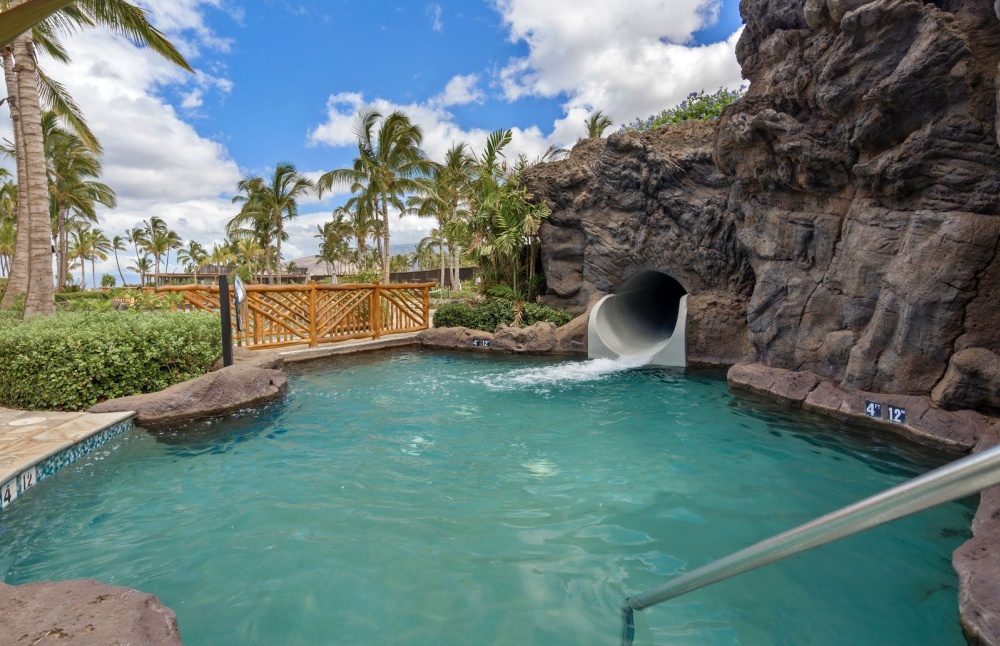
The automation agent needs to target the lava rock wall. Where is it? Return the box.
[529,0,1000,406]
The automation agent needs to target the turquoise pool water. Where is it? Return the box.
[0,350,973,645]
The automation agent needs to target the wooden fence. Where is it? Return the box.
[156,281,433,350]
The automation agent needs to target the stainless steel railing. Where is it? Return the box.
[621,442,1000,643]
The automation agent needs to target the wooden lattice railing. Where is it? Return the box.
[156,281,433,350]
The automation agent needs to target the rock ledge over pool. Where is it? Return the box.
[0,579,181,645]
[89,349,287,427]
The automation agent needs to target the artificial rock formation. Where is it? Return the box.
[0,579,181,645]
[418,315,588,355]
[89,361,287,427]
[528,0,1000,402]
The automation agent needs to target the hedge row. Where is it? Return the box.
[432,299,573,332]
[0,311,222,411]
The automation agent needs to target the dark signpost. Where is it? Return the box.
[219,274,233,367]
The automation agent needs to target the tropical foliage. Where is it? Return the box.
[227,162,314,284]
[432,299,572,332]
[316,107,433,281]
[0,311,220,410]
[620,87,746,133]
[0,0,190,316]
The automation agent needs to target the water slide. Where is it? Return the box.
[587,271,688,368]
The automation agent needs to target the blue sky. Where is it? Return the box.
[30,0,745,280]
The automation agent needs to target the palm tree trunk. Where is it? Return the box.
[80,256,85,288]
[114,250,125,286]
[380,199,390,282]
[58,209,68,289]
[0,46,28,308]
[276,224,283,285]
[439,241,445,290]
[14,34,55,316]
[452,245,461,291]
[91,258,96,290]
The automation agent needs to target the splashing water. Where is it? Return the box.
[478,351,659,391]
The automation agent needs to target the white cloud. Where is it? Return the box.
[435,74,484,107]
[30,2,243,281]
[493,0,743,138]
[428,4,443,32]
[309,92,553,170]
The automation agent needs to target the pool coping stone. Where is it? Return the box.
[0,408,135,512]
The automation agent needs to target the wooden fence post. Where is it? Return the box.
[372,281,381,340]
[423,285,430,329]
[308,281,318,347]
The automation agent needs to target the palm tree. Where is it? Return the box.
[315,214,351,282]
[316,107,432,281]
[0,1,78,50]
[3,0,190,316]
[204,243,235,275]
[143,217,170,280]
[467,129,551,299]
[40,111,115,289]
[87,227,111,289]
[229,163,314,284]
[162,229,182,274]
[413,236,438,272]
[66,224,89,288]
[177,240,207,283]
[584,111,613,138]
[127,252,152,287]
[408,142,475,290]
[110,235,127,286]
[0,174,15,279]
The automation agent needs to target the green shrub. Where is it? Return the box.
[0,309,21,329]
[0,311,222,411]
[101,274,116,288]
[432,299,572,332]
[621,86,745,133]
[55,291,108,302]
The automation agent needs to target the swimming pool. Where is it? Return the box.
[0,350,973,644]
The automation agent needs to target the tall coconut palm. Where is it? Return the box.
[66,224,89,287]
[315,213,351,282]
[110,234,127,286]
[176,240,207,283]
[3,0,190,316]
[228,162,313,284]
[316,107,432,281]
[40,111,115,289]
[408,142,474,289]
[87,227,110,289]
[126,252,152,287]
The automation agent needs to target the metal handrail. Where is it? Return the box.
[621,442,1000,642]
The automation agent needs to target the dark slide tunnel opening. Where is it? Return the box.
[589,271,688,365]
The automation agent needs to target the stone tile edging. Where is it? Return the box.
[0,416,135,512]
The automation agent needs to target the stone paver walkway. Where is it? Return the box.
[0,408,134,491]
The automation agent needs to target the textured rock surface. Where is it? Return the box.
[933,348,1000,413]
[528,0,1000,397]
[417,317,587,355]
[526,122,756,315]
[955,429,1000,646]
[89,364,287,426]
[0,579,181,645]
[210,347,283,372]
